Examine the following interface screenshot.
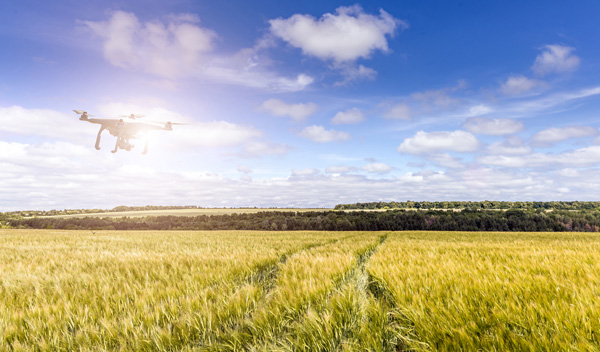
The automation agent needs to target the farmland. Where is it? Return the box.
[1,230,600,351]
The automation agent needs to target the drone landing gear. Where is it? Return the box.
[95,126,106,150]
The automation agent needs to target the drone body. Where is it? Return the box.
[74,110,183,154]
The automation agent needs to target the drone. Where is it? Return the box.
[74,110,184,154]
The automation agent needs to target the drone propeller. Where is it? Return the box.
[120,113,145,119]
[150,121,187,125]
[73,109,94,117]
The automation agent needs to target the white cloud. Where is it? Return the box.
[325,165,356,174]
[331,108,365,125]
[334,64,377,86]
[532,44,580,76]
[429,153,465,169]
[479,145,600,168]
[291,168,320,176]
[165,121,262,149]
[260,99,318,121]
[413,89,460,111]
[398,130,480,154]
[299,125,351,143]
[83,11,313,91]
[241,141,291,157]
[487,136,531,155]
[269,5,405,63]
[5,141,600,210]
[83,11,215,78]
[96,103,190,123]
[237,165,252,174]
[384,103,411,120]
[0,106,87,141]
[556,168,579,177]
[500,86,600,118]
[462,117,524,135]
[361,162,392,173]
[500,75,544,95]
[0,141,94,170]
[531,126,598,146]
[383,83,465,121]
[466,104,493,117]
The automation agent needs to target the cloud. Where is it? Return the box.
[334,64,377,86]
[466,104,493,117]
[83,11,215,78]
[83,11,313,91]
[261,99,318,121]
[500,75,544,95]
[4,140,600,210]
[499,86,600,118]
[241,141,291,157]
[269,5,406,63]
[0,106,87,141]
[532,44,580,76]
[291,168,320,176]
[479,145,600,168]
[428,153,465,169]
[412,89,460,111]
[383,82,466,121]
[398,130,480,154]
[486,136,531,155]
[361,162,393,173]
[299,125,351,143]
[169,121,262,149]
[462,117,524,135]
[384,103,411,120]
[331,108,365,125]
[531,126,598,146]
[325,165,357,174]
[237,165,252,174]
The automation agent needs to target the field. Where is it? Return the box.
[1,230,600,351]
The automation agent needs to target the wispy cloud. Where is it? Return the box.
[331,107,365,125]
[260,99,318,121]
[462,117,524,135]
[500,75,545,96]
[82,11,313,91]
[299,125,351,143]
[398,130,480,154]
[361,162,393,173]
[532,44,580,76]
[531,126,598,147]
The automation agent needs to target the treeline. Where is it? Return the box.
[7,210,600,232]
[5,205,205,218]
[334,201,600,211]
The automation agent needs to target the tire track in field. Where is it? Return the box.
[275,232,390,351]
[365,254,428,351]
[198,233,362,348]
[217,233,390,352]
[241,232,363,294]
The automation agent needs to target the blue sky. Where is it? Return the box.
[2,0,600,210]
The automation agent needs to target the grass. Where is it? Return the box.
[1,229,599,351]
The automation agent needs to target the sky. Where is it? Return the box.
[2,0,600,210]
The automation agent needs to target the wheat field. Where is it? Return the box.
[1,229,599,351]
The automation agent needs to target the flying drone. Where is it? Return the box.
[74,110,185,154]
